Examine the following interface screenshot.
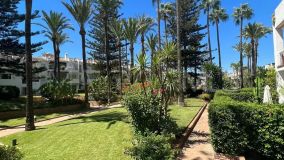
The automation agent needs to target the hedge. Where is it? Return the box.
[209,91,284,160]
[0,86,20,100]
[214,88,255,102]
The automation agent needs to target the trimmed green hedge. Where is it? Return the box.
[214,88,255,102]
[209,91,284,159]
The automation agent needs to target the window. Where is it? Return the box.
[1,74,11,79]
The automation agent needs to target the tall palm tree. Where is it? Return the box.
[160,2,174,43]
[25,0,35,131]
[109,20,124,95]
[210,7,228,89]
[202,0,220,63]
[41,11,73,80]
[146,33,158,75]
[56,33,72,79]
[138,15,154,56]
[244,23,271,86]
[63,0,92,107]
[233,3,253,88]
[152,0,161,50]
[123,18,140,84]
[176,0,184,106]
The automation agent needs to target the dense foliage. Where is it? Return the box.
[209,90,284,159]
[0,144,23,160]
[0,86,20,100]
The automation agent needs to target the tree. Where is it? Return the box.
[210,7,228,89]
[233,3,253,88]
[25,0,35,131]
[176,0,184,106]
[109,20,124,95]
[138,15,154,56]
[124,18,140,84]
[160,2,174,43]
[243,23,271,86]
[63,0,92,107]
[40,11,73,80]
[152,0,161,50]
[146,33,158,75]
[202,0,220,63]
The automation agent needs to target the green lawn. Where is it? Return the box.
[0,113,68,128]
[0,98,204,160]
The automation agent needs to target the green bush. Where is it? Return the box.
[214,89,254,102]
[90,76,117,104]
[198,93,211,101]
[0,144,23,160]
[209,92,284,159]
[39,80,78,105]
[126,132,175,160]
[0,86,20,100]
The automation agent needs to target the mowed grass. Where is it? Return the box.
[0,98,204,160]
[0,113,68,128]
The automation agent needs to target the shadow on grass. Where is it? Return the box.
[57,111,129,129]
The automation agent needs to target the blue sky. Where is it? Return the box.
[17,0,281,72]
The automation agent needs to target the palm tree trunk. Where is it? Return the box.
[25,0,35,131]
[251,39,256,87]
[130,43,134,84]
[216,21,223,89]
[157,0,161,50]
[52,39,58,80]
[176,0,184,106]
[164,17,168,44]
[56,43,61,81]
[80,29,89,107]
[206,7,212,63]
[240,18,244,88]
[255,41,259,68]
[118,42,123,96]
[141,34,145,56]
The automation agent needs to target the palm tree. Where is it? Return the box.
[152,0,161,50]
[146,34,158,76]
[233,3,253,88]
[109,20,124,95]
[123,18,140,84]
[210,7,228,89]
[244,23,271,86]
[138,15,154,56]
[176,0,184,106]
[63,0,92,107]
[41,11,73,80]
[202,0,220,63]
[56,33,72,79]
[160,2,174,43]
[25,0,35,131]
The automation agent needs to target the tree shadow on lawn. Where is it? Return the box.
[57,111,130,129]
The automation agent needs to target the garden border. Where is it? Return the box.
[174,102,208,149]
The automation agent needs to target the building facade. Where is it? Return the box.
[0,53,97,96]
[273,0,284,103]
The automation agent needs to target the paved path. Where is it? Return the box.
[179,107,215,160]
[0,104,122,138]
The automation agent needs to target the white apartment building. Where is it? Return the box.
[0,53,97,96]
[273,0,284,103]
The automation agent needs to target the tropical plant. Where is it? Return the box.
[176,0,184,106]
[109,20,124,95]
[233,3,253,88]
[160,2,174,43]
[202,0,220,62]
[210,7,228,89]
[152,0,161,50]
[123,18,140,84]
[63,0,92,107]
[25,0,35,131]
[0,144,23,160]
[40,11,73,80]
[138,15,154,56]
[146,33,158,75]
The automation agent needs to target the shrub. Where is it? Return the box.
[126,132,175,160]
[39,80,77,105]
[209,92,284,159]
[0,144,23,160]
[0,86,20,100]
[90,76,117,104]
[214,89,254,102]
[198,93,211,101]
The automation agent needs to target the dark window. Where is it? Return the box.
[1,74,11,79]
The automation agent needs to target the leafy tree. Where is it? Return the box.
[233,3,253,88]
[138,15,154,56]
[160,2,174,43]
[210,6,228,89]
[63,0,92,107]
